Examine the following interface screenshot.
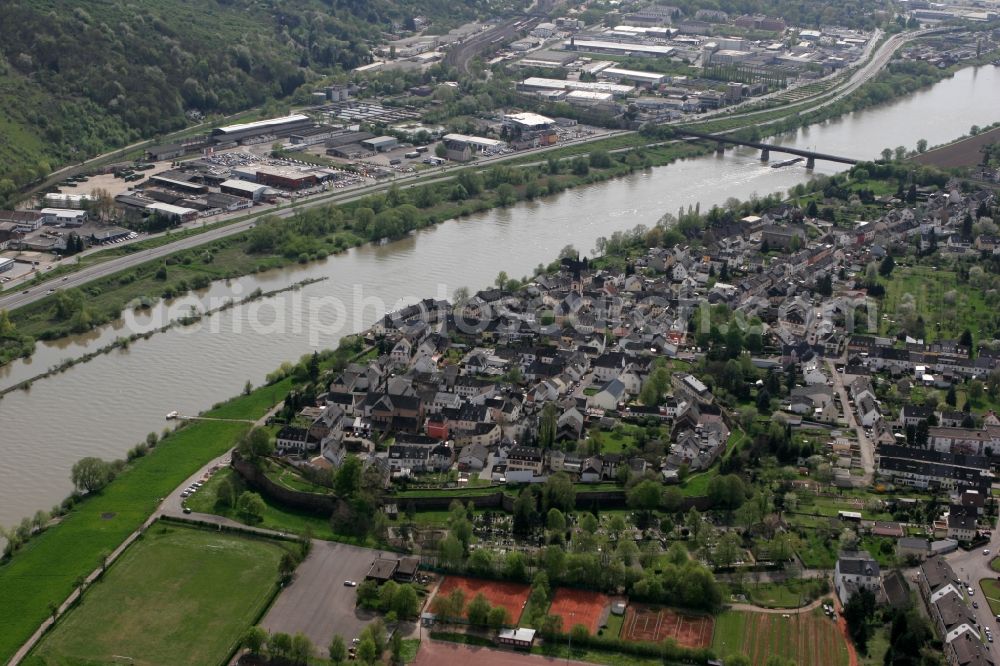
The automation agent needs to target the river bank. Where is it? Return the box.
[2,63,1000,535]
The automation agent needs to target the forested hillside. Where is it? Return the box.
[0,0,517,203]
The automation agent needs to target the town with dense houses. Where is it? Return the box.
[5,0,1000,665]
[206,172,1000,665]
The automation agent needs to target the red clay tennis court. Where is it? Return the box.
[547,588,611,634]
[436,576,531,623]
[622,603,714,649]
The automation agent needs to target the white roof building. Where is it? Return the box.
[502,112,556,130]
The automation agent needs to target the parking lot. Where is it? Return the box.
[261,541,397,656]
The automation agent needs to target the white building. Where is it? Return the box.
[834,551,881,603]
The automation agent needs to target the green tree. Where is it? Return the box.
[70,457,114,494]
[329,635,348,664]
[542,472,576,513]
[487,605,509,628]
[334,455,363,497]
[267,632,293,661]
[878,255,895,277]
[467,592,492,625]
[242,626,267,655]
[627,479,664,523]
[391,584,419,619]
[216,476,237,508]
[547,508,566,532]
[237,491,266,523]
[289,632,313,665]
[237,427,274,462]
[356,637,378,664]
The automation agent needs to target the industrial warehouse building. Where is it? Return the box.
[253,165,318,190]
[600,67,667,86]
[360,136,399,152]
[149,170,209,195]
[518,76,634,97]
[211,114,313,144]
[440,134,504,154]
[219,180,269,201]
[146,202,199,223]
[40,208,88,226]
[564,39,676,57]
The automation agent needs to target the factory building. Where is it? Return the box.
[518,77,634,97]
[220,180,269,202]
[564,39,676,57]
[254,165,318,191]
[211,114,313,144]
[599,68,667,87]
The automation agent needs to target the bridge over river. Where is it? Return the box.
[677,128,860,168]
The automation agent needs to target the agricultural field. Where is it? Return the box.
[911,126,1000,168]
[547,588,612,634]
[436,576,531,623]
[622,604,714,649]
[25,523,287,666]
[711,609,851,666]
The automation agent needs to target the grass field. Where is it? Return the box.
[25,523,286,666]
[184,466,353,543]
[712,609,850,666]
[0,378,291,664]
[980,579,1000,616]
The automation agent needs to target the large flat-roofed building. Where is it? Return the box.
[40,208,88,226]
[600,67,667,86]
[254,165,318,190]
[440,134,505,153]
[0,257,15,273]
[0,210,45,232]
[565,90,616,106]
[211,114,313,144]
[219,179,268,201]
[149,170,209,195]
[42,193,97,210]
[502,112,556,131]
[519,76,634,97]
[145,202,199,223]
[360,136,399,152]
[565,39,676,57]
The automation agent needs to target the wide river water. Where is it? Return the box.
[1,65,999,528]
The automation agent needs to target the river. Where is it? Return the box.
[1,65,999,529]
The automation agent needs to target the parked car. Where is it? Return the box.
[344,580,357,587]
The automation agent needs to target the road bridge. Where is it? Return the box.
[676,128,859,168]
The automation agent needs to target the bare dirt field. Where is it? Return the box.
[911,126,1000,168]
[546,588,611,634]
[622,603,714,649]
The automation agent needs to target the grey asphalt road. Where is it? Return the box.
[948,510,1000,661]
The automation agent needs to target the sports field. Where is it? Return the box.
[622,604,713,649]
[25,523,286,666]
[711,609,851,666]
[436,576,531,623]
[547,589,611,634]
